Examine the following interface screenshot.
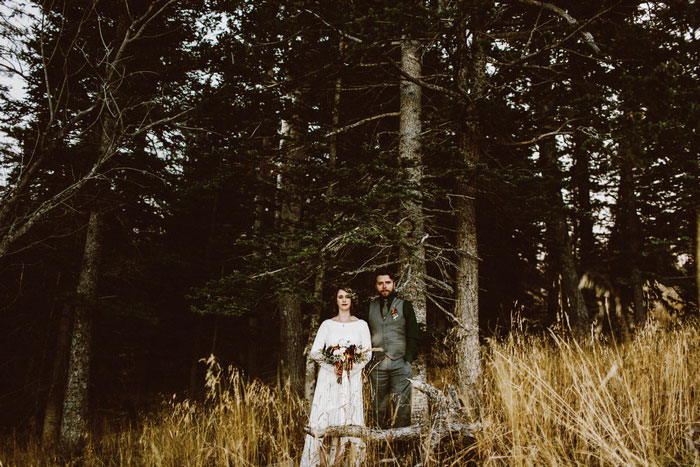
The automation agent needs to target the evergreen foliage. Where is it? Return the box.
[0,0,696,442]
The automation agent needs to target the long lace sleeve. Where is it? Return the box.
[309,321,335,374]
[350,321,372,376]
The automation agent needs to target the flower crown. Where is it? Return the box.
[340,287,358,301]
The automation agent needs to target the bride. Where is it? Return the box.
[300,287,372,466]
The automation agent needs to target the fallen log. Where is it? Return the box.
[304,423,420,441]
[303,379,479,449]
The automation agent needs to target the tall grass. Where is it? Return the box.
[476,321,700,466]
[135,355,306,466]
[2,321,698,466]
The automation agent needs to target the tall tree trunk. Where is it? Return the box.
[278,117,305,391]
[544,255,562,323]
[248,136,275,377]
[42,303,73,448]
[397,38,428,422]
[573,134,595,271]
[278,293,304,390]
[303,56,341,403]
[304,263,325,405]
[618,152,646,326]
[59,99,114,453]
[572,135,597,320]
[453,3,486,402]
[539,137,589,330]
[59,209,103,454]
[696,207,700,309]
[189,189,221,394]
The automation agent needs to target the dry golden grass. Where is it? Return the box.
[133,355,306,466]
[474,320,700,466]
[2,320,699,466]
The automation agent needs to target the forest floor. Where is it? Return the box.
[2,319,699,466]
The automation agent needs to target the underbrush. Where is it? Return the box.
[2,320,698,466]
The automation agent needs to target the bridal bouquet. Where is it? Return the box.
[321,343,370,384]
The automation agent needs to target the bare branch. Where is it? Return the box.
[500,119,576,146]
[323,112,400,138]
[0,62,28,80]
[391,60,466,102]
[426,293,478,334]
[103,1,177,85]
[0,0,189,258]
[523,9,544,57]
[303,9,363,44]
[0,96,100,231]
[130,107,194,137]
[127,0,177,47]
[0,164,101,257]
[511,0,601,54]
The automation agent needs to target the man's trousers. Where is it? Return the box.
[368,357,412,428]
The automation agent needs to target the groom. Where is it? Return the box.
[367,270,419,428]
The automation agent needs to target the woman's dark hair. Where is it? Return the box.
[333,287,357,316]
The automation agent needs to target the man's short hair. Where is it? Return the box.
[374,269,395,281]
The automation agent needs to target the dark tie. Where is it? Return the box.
[381,301,388,319]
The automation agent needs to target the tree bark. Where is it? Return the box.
[573,134,595,271]
[696,207,700,309]
[248,135,276,377]
[453,3,487,402]
[396,38,429,423]
[304,262,325,405]
[453,85,481,395]
[572,135,598,320]
[453,169,481,399]
[617,153,646,326]
[277,116,305,391]
[303,50,344,403]
[58,209,103,454]
[539,137,589,329]
[41,304,73,448]
[279,291,304,390]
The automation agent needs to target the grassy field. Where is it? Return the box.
[2,320,699,466]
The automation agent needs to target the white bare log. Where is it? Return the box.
[303,379,479,445]
[305,424,421,441]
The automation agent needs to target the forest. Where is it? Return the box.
[1,0,698,465]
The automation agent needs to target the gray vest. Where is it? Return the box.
[368,297,406,360]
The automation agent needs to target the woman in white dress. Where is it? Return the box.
[300,287,372,466]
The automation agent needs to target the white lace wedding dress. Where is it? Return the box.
[300,318,372,467]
